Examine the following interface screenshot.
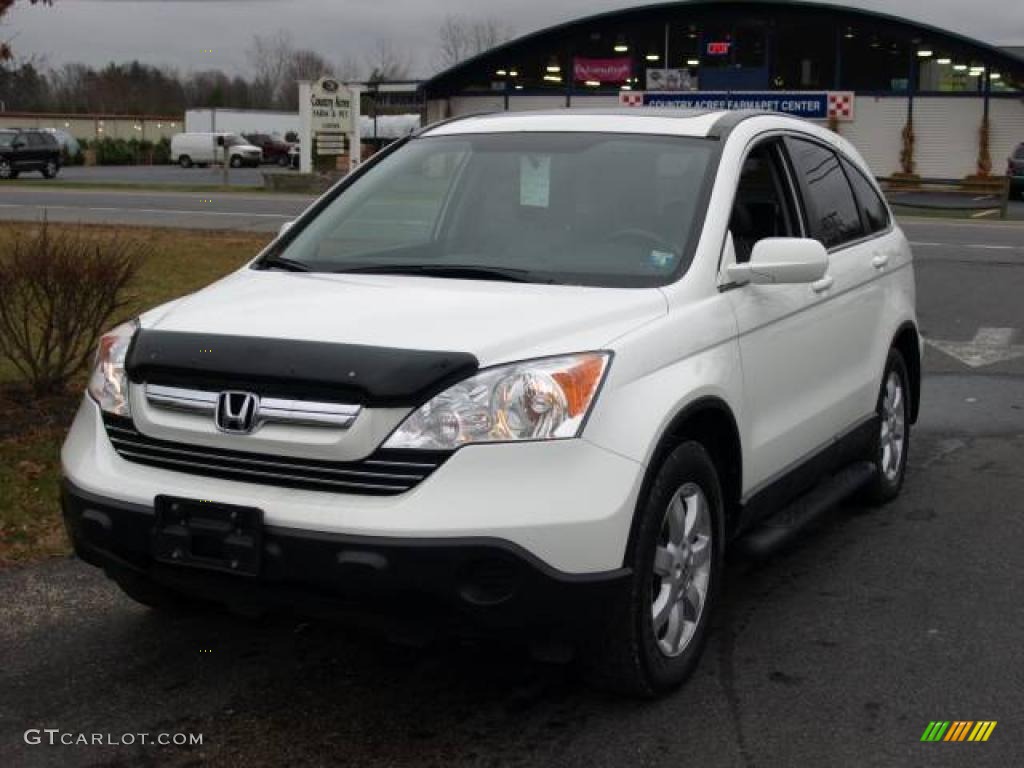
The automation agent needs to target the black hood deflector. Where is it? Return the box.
[126,330,479,407]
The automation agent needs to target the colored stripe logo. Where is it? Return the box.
[921,721,997,742]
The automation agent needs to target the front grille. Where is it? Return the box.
[102,414,449,496]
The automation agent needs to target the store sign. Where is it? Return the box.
[620,90,856,121]
[706,41,732,56]
[645,68,698,91]
[310,77,353,133]
[572,57,632,84]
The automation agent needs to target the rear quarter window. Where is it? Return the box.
[840,157,890,235]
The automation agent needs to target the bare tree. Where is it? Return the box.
[279,48,332,110]
[246,30,293,107]
[436,15,514,71]
[1,0,51,61]
[335,54,363,83]
[366,39,412,83]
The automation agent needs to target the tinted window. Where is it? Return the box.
[274,133,716,287]
[785,137,864,249]
[1015,145,1024,160]
[25,133,45,148]
[841,158,890,234]
[0,132,13,147]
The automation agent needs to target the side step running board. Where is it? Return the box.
[735,461,877,559]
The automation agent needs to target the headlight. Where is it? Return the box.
[86,319,138,416]
[383,352,610,450]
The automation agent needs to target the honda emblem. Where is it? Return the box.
[215,391,259,434]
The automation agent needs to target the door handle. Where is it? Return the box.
[871,252,890,269]
[811,275,834,293]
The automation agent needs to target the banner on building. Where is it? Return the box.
[573,57,632,84]
[619,90,856,121]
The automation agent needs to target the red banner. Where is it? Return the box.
[572,57,632,84]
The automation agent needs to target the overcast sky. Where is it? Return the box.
[5,0,1024,78]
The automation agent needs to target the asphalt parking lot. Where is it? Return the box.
[1,219,1022,767]
[0,176,1021,232]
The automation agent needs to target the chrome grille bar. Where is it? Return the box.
[100,414,448,497]
[145,384,361,429]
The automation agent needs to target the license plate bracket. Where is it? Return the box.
[153,496,263,576]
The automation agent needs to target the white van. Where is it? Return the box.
[170,132,262,168]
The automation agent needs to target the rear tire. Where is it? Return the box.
[178,155,193,168]
[582,441,723,697]
[860,349,911,504]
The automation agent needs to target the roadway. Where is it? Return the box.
[0,195,1022,767]
[0,185,311,232]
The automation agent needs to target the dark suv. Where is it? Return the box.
[1009,143,1024,200]
[242,133,292,167]
[0,129,62,179]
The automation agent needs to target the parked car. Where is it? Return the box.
[242,133,293,167]
[0,128,61,179]
[63,110,920,697]
[170,132,262,168]
[1009,143,1024,200]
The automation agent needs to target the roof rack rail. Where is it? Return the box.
[707,109,780,139]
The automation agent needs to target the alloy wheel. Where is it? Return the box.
[880,370,906,482]
[651,483,713,657]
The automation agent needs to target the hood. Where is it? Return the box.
[141,268,666,366]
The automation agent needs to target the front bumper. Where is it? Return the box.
[62,480,631,632]
[62,398,644,573]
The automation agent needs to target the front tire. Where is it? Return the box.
[583,442,723,697]
[230,155,242,168]
[0,158,14,179]
[861,349,911,504]
[277,154,290,167]
[41,159,59,178]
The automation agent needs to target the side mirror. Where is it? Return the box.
[278,221,294,237]
[727,238,829,286]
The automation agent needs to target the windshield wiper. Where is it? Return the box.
[254,255,311,272]
[329,264,539,283]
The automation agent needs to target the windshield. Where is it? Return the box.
[268,132,716,287]
[225,134,247,147]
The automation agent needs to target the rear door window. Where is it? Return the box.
[784,137,865,249]
[841,158,890,235]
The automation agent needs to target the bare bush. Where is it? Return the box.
[0,220,143,394]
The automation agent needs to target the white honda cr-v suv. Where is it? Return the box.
[62,109,919,696]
